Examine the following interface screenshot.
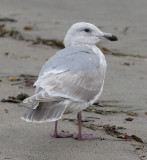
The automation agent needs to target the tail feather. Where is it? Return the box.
[21,101,67,122]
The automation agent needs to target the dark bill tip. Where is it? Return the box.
[104,35,118,41]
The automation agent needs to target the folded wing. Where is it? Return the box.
[22,46,106,122]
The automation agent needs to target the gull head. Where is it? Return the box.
[64,22,118,47]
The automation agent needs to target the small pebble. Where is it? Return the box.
[4,52,9,56]
[123,62,130,66]
[125,117,134,121]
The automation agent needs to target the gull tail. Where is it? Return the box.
[21,101,67,123]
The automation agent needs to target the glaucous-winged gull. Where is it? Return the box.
[22,22,118,140]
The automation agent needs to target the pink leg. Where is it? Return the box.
[77,112,82,139]
[50,121,72,138]
[73,112,99,140]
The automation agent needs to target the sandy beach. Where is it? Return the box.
[0,0,147,160]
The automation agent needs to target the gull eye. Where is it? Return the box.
[84,28,91,32]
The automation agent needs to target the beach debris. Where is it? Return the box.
[131,135,143,143]
[93,100,120,107]
[145,112,147,115]
[0,79,2,82]
[82,123,131,140]
[101,124,128,139]
[123,62,135,66]
[24,80,34,88]
[16,93,29,101]
[125,117,134,121]
[21,74,37,88]
[133,144,144,151]
[8,76,20,81]
[82,123,99,131]
[0,24,5,29]
[1,96,21,103]
[0,27,33,40]
[84,106,121,115]
[82,119,95,122]
[101,47,111,54]
[4,157,11,159]
[62,117,144,143]
[32,38,64,48]
[23,26,33,31]
[63,118,94,123]
[32,41,40,45]
[101,125,143,143]
[0,18,17,22]
[123,133,131,139]
[127,111,138,117]
[96,110,119,115]
[110,51,147,59]
[0,93,29,103]
[123,62,130,66]
[63,118,76,122]
[86,116,100,119]
[10,74,37,88]
[0,26,65,48]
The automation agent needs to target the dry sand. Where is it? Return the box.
[0,0,147,160]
